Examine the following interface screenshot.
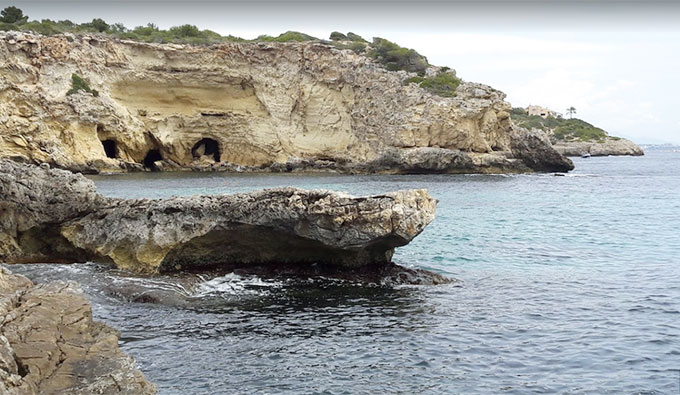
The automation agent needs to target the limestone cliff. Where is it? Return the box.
[0,32,573,174]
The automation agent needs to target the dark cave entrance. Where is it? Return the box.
[191,138,221,162]
[143,149,163,170]
[101,139,118,158]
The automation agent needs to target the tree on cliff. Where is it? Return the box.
[566,106,577,119]
[0,6,27,24]
[90,18,109,32]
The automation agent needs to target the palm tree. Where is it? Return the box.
[566,106,576,119]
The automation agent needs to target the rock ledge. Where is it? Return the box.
[1,159,437,277]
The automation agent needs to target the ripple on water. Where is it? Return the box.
[6,150,680,394]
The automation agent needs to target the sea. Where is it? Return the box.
[9,145,680,394]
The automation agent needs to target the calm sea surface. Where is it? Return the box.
[9,147,680,394]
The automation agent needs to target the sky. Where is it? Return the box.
[5,0,680,144]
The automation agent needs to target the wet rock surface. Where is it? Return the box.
[0,267,155,394]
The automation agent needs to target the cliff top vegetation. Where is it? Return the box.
[0,6,462,96]
[509,108,613,142]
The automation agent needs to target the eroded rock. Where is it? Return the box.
[553,137,644,157]
[0,32,571,174]
[0,160,437,276]
[0,267,155,394]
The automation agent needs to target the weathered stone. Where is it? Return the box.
[0,159,436,275]
[0,159,103,262]
[509,127,575,172]
[553,138,644,157]
[0,267,156,394]
[0,32,571,174]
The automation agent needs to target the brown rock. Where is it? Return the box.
[0,267,155,394]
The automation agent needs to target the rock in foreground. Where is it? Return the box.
[0,267,155,394]
[0,159,437,276]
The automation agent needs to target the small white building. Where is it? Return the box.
[526,105,558,118]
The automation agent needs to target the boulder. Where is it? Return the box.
[509,127,575,172]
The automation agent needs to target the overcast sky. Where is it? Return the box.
[7,0,680,144]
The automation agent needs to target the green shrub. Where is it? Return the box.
[404,72,461,97]
[108,23,127,34]
[257,31,317,42]
[66,74,99,97]
[510,109,609,142]
[0,21,19,31]
[419,72,461,97]
[404,76,425,85]
[90,18,108,33]
[0,6,26,24]
[552,119,607,141]
[132,23,159,37]
[20,20,61,36]
[346,32,366,42]
[369,37,428,74]
[329,31,347,41]
[169,24,200,38]
[348,41,366,53]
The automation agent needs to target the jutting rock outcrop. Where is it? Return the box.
[0,32,573,174]
[552,137,644,157]
[0,267,156,394]
[0,159,436,275]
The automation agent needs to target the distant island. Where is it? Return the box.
[510,107,644,157]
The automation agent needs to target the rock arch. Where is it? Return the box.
[191,138,221,162]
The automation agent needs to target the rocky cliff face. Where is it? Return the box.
[0,159,437,277]
[0,267,155,394]
[553,137,644,157]
[0,32,573,174]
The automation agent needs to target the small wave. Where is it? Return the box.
[192,273,283,298]
[561,173,599,177]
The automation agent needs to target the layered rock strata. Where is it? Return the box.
[0,267,155,394]
[0,32,573,174]
[0,159,436,275]
[553,137,644,157]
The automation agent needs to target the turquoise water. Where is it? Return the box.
[10,147,680,393]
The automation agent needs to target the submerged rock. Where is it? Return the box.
[0,159,437,278]
[0,267,155,394]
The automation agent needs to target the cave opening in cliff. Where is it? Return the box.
[101,139,118,158]
[143,149,163,170]
[191,138,221,162]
